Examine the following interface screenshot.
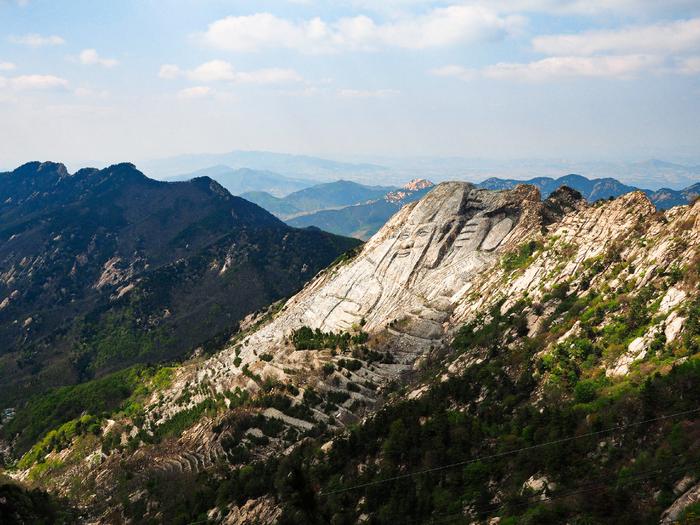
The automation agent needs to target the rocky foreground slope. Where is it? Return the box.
[5,181,700,524]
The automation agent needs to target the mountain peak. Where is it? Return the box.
[189,175,231,199]
[12,161,69,178]
[403,178,434,191]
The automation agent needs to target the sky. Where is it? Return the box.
[1,0,700,170]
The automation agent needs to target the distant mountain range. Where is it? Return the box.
[242,174,699,240]
[141,150,386,183]
[0,162,359,406]
[287,179,435,239]
[132,150,700,190]
[152,158,700,241]
[478,174,700,209]
[352,156,700,189]
[166,165,317,197]
[242,180,397,219]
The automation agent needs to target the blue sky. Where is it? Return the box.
[1,0,700,168]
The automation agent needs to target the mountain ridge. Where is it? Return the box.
[0,161,360,406]
[478,173,699,209]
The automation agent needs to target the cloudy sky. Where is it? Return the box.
[1,0,700,169]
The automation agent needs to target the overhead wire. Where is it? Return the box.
[319,406,700,496]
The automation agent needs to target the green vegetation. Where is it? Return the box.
[291,326,369,351]
[337,358,362,372]
[137,351,700,525]
[2,364,176,458]
[152,398,220,441]
[77,308,177,374]
[17,415,100,470]
[0,482,76,524]
[502,240,542,272]
[2,366,146,454]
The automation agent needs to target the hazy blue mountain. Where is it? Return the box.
[350,156,700,189]
[167,166,317,197]
[240,191,303,217]
[242,180,398,219]
[287,180,434,239]
[141,150,387,182]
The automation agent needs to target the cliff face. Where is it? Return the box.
[9,182,700,524]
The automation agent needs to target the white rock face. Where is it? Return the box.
[39,184,700,523]
[661,481,700,524]
[607,326,660,377]
[660,286,686,314]
[522,474,556,499]
[194,182,543,390]
[665,312,686,343]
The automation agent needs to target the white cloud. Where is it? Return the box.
[431,54,675,81]
[8,33,65,47]
[0,62,16,71]
[337,88,400,98]
[430,64,476,81]
[79,49,118,68]
[200,6,523,53]
[6,74,68,90]
[234,68,303,84]
[482,54,662,80]
[177,86,212,99]
[322,0,700,17]
[164,60,303,85]
[187,60,236,82]
[158,64,182,79]
[429,15,700,82]
[74,87,110,98]
[675,56,700,74]
[533,18,700,56]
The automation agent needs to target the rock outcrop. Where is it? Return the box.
[160,183,545,406]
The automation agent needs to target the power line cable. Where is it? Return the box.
[405,455,700,525]
[319,406,700,496]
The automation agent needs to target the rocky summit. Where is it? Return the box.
[3,181,700,524]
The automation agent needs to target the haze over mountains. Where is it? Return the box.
[242,180,397,219]
[166,166,317,197]
[479,174,700,210]
[286,179,435,239]
[177,165,699,240]
[137,149,700,190]
[141,150,385,184]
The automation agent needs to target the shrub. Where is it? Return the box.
[502,240,542,272]
[574,379,598,403]
[338,359,362,372]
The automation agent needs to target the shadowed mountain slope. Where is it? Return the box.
[0,162,360,405]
